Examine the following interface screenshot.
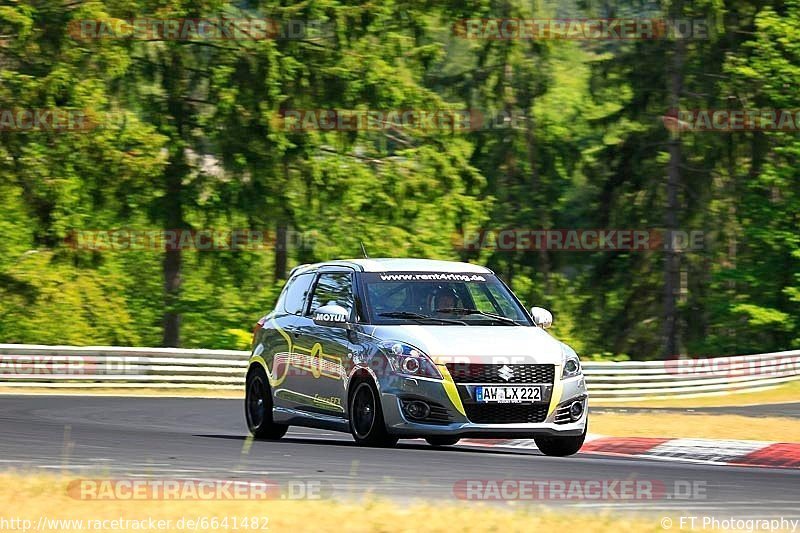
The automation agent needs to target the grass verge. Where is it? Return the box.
[0,387,244,398]
[591,412,800,442]
[0,473,668,532]
[591,380,800,409]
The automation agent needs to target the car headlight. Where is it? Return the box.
[379,341,442,379]
[561,344,582,379]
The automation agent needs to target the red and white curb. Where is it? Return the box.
[457,435,800,469]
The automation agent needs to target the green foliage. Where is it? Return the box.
[0,0,797,358]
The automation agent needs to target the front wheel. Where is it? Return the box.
[534,425,587,457]
[245,366,288,440]
[349,380,398,447]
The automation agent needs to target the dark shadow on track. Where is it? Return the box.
[193,434,543,456]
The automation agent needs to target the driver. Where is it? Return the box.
[432,287,460,313]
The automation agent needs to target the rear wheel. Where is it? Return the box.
[245,366,288,440]
[425,436,460,447]
[349,380,397,447]
[534,424,587,457]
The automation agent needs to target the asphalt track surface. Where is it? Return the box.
[1,395,798,520]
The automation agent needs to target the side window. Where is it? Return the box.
[309,272,354,316]
[281,273,315,315]
[466,283,516,316]
[485,284,522,317]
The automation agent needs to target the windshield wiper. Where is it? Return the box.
[378,311,467,325]
[435,308,521,326]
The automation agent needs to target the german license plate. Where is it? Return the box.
[476,386,542,403]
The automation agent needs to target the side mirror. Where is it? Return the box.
[312,304,351,328]
[530,306,553,329]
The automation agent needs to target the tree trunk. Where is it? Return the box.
[663,22,685,359]
[274,222,288,281]
[161,148,185,348]
[525,105,550,290]
[274,160,291,281]
[161,50,188,348]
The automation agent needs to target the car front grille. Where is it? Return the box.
[446,363,555,384]
[463,403,550,424]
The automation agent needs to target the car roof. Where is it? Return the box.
[293,258,493,274]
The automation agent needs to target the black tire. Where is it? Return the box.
[534,424,587,457]
[245,366,288,440]
[349,379,398,447]
[425,436,460,447]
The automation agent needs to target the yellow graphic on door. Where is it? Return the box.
[252,318,343,387]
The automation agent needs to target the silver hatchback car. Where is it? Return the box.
[245,258,588,456]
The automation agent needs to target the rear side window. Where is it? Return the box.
[309,272,354,316]
[281,273,315,315]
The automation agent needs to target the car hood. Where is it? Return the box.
[364,325,565,365]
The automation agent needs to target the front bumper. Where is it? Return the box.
[378,369,588,438]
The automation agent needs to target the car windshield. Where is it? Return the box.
[361,272,531,326]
